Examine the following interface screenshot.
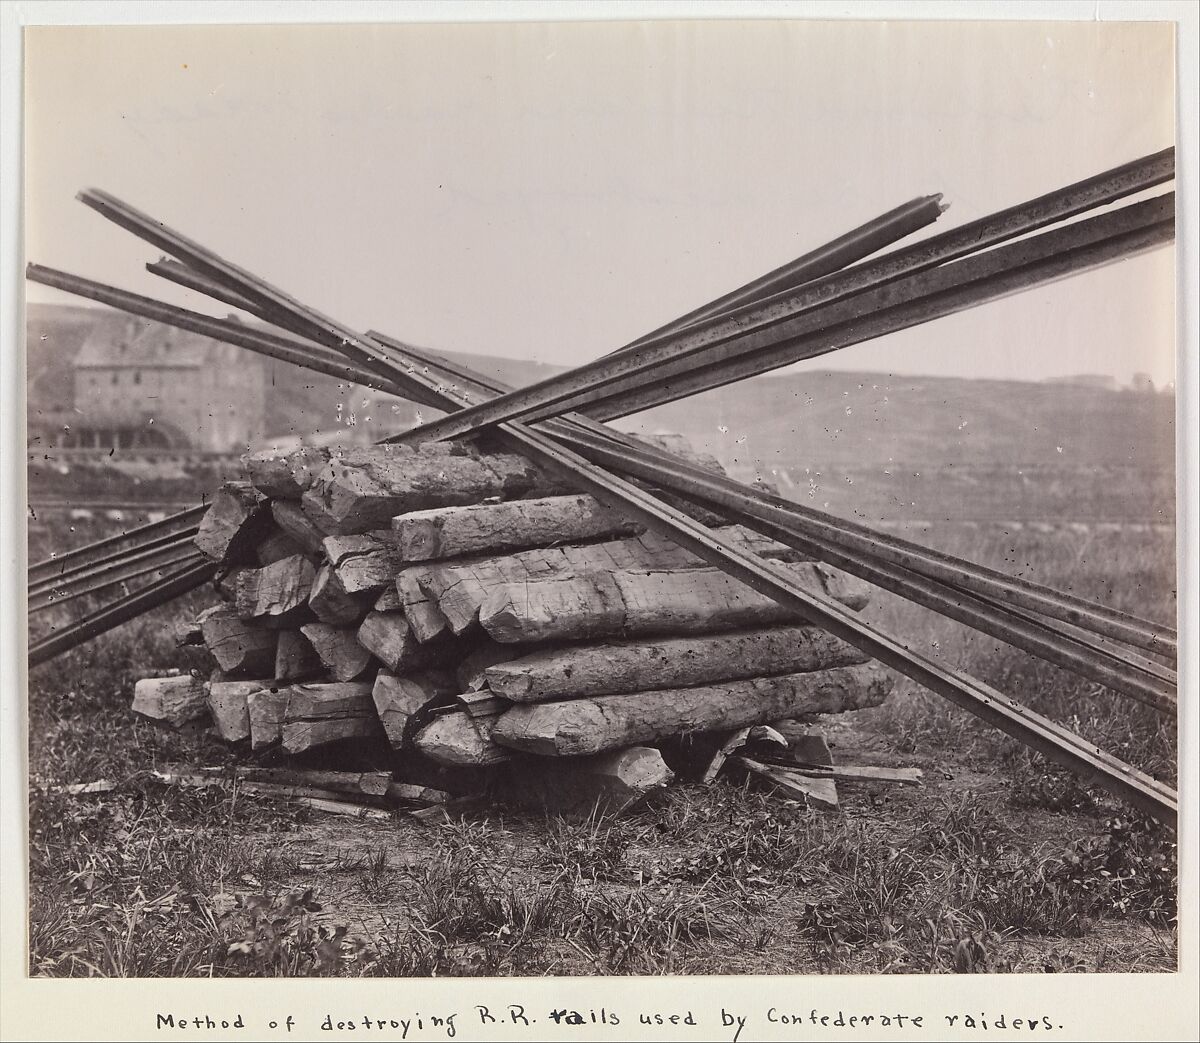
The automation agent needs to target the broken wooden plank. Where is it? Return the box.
[194,482,270,563]
[457,689,509,720]
[357,611,446,674]
[280,681,382,754]
[504,746,673,815]
[480,563,873,644]
[733,755,840,810]
[300,443,568,534]
[485,624,870,702]
[244,446,331,499]
[150,770,388,807]
[236,555,317,626]
[386,782,452,805]
[271,499,329,555]
[690,725,788,785]
[412,710,511,767]
[274,628,325,683]
[392,493,643,561]
[700,727,752,785]
[418,526,803,637]
[766,719,809,745]
[206,680,265,742]
[394,567,452,642]
[490,662,893,757]
[246,687,288,750]
[807,764,923,785]
[323,533,401,596]
[198,605,278,676]
[749,760,925,785]
[408,794,490,824]
[372,670,457,748]
[308,563,369,627]
[748,724,789,748]
[174,765,392,796]
[294,797,393,819]
[299,622,374,682]
[131,675,209,728]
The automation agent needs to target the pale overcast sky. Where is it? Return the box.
[24,18,1177,385]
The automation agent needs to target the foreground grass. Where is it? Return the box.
[25,522,1178,976]
[860,524,1177,800]
[28,771,1177,977]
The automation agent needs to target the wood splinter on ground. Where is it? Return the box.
[45,766,409,820]
[132,675,209,728]
[735,755,841,811]
[706,724,924,808]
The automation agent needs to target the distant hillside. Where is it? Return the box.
[27,303,1175,480]
[620,370,1176,475]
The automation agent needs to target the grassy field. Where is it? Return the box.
[24,484,1178,977]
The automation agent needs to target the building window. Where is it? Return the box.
[111,372,119,385]
[134,371,142,385]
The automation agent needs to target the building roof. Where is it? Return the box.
[74,315,233,368]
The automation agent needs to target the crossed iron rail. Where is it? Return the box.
[26,147,1179,823]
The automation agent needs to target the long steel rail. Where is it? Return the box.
[69,186,1177,822]
[556,423,1180,660]
[386,150,1174,440]
[28,528,201,598]
[150,193,948,361]
[558,199,1177,423]
[28,502,206,581]
[605,195,948,351]
[26,194,940,664]
[553,431,1176,712]
[73,228,1185,668]
[29,261,1177,668]
[30,195,1181,661]
[27,558,217,668]
[29,550,206,615]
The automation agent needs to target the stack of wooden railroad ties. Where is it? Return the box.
[132,434,898,815]
[28,146,1180,826]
